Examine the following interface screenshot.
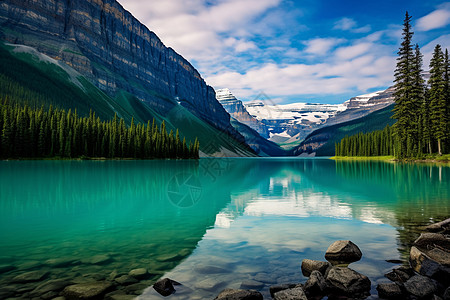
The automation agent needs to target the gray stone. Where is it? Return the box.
[376,283,403,299]
[301,259,331,277]
[404,275,437,299]
[195,278,223,291]
[325,240,362,264]
[128,268,148,279]
[153,278,176,296]
[326,267,371,297]
[410,246,450,284]
[274,287,307,300]
[81,254,112,265]
[414,233,450,249]
[30,279,72,296]
[214,288,263,300]
[12,270,49,283]
[45,257,78,268]
[269,284,298,298]
[115,275,138,285]
[384,266,414,283]
[62,282,113,299]
[0,264,16,274]
[240,280,264,290]
[304,270,327,296]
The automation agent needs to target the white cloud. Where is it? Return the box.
[304,38,345,55]
[333,17,372,33]
[417,7,450,31]
[422,34,450,67]
[335,43,372,60]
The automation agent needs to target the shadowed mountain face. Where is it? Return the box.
[0,0,243,143]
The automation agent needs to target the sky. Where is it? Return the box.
[117,0,450,104]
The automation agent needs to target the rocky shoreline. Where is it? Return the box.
[153,218,450,300]
[1,219,449,299]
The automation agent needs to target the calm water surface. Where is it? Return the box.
[0,158,449,299]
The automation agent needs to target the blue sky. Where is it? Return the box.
[118,0,450,104]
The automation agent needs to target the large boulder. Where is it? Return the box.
[403,275,437,299]
[214,288,263,300]
[410,246,450,284]
[301,259,331,276]
[269,284,299,298]
[304,270,327,296]
[414,233,450,249]
[326,267,371,298]
[376,283,403,299]
[62,282,113,299]
[273,287,307,300]
[325,240,362,264]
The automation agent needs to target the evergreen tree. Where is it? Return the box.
[428,44,447,155]
[392,12,416,158]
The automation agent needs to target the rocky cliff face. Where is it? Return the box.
[0,0,241,140]
[216,89,269,138]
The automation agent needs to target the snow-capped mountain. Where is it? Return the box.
[217,88,394,147]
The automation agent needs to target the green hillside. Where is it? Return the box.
[291,104,396,156]
[0,43,255,156]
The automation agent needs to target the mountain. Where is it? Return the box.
[218,87,394,149]
[0,0,254,156]
[290,104,396,156]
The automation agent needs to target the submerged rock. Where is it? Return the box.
[426,218,450,232]
[214,288,263,300]
[195,265,230,274]
[403,275,437,299]
[376,283,403,299]
[240,279,264,290]
[30,279,72,297]
[0,264,16,274]
[45,257,78,268]
[153,278,177,296]
[301,259,330,277]
[81,254,112,265]
[273,287,307,300]
[128,268,149,279]
[62,281,113,299]
[326,266,371,298]
[12,270,49,283]
[325,240,362,264]
[115,275,138,286]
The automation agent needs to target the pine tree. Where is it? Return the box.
[392,12,415,158]
[428,44,447,155]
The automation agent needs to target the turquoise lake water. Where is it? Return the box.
[0,158,449,299]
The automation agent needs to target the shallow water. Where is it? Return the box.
[0,158,449,299]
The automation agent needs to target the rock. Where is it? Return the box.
[105,293,136,300]
[40,290,59,299]
[414,233,450,249]
[45,257,78,268]
[128,268,148,279]
[125,283,149,295]
[153,278,176,296]
[410,246,450,284]
[0,264,16,274]
[240,280,264,290]
[12,270,49,283]
[0,286,16,298]
[81,254,112,265]
[376,283,403,299]
[115,275,138,285]
[325,240,362,264]
[252,273,276,284]
[301,259,331,276]
[326,267,371,297]
[384,266,414,283]
[444,286,450,300]
[214,288,263,300]
[155,253,180,262]
[52,297,66,300]
[386,259,403,264]
[195,278,223,291]
[62,282,113,299]
[304,270,327,296]
[273,287,307,300]
[269,284,298,298]
[195,265,230,274]
[426,218,450,232]
[30,279,72,297]
[404,275,437,299]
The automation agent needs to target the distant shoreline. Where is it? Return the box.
[330,155,450,164]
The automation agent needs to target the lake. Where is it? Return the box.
[0,158,449,299]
